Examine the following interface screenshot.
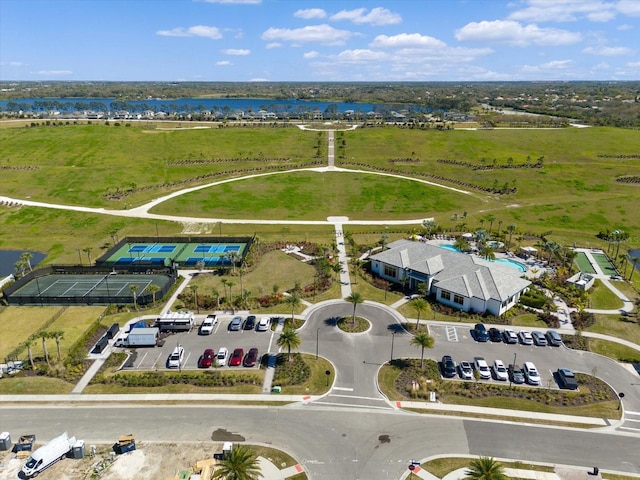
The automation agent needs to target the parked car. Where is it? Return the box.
[199,315,217,335]
[502,329,518,344]
[167,345,184,369]
[474,357,491,379]
[441,355,457,378]
[546,330,563,347]
[532,331,548,346]
[243,348,259,367]
[244,315,256,330]
[518,330,534,345]
[229,316,243,331]
[508,364,525,384]
[523,361,541,385]
[492,359,508,381]
[557,367,579,390]
[229,348,244,366]
[474,323,490,342]
[489,327,503,343]
[256,317,271,332]
[215,347,229,367]
[199,348,214,368]
[458,361,474,380]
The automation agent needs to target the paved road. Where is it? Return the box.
[1,405,638,478]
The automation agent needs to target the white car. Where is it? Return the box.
[167,345,184,369]
[199,315,217,335]
[523,361,541,385]
[519,330,534,345]
[256,317,271,332]
[216,347,229,367]
[492,359,508,381]
[474,357,491,380]
[458,361,474,380]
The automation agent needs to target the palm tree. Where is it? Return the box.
[378,233,389,251]
[83,247,93,265]
[129,284,139,310]
[629,256,639,282]
[479,244,496,261]
[226,251,240,273]
[189,285,199,313]
[19,252,33,272]
[486,215,496,236]
[39,331,51,366]
[454,237,471,252]
[422,219,436,239]
[221,278,229,303]
[226,280,236,308]
[475,229,487,246]
[345,292,364,325]
[212,287,221,309]
[506,224,516,250]
[277,327,301,362]
[411,331,434,368]
[25,338,35,370]
[331,262,342,282]
[463,456,507,480]
[148,284,161,303]
[212,444,262,480]
[50,330,64,362]
[284,293,301,321]
[412,297,428,331]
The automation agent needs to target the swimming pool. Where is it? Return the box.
[438,244,460,252]
[494,258,527,272]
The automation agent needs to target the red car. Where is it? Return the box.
[199,348,214,368]
[243,348,259,367]
[229,348,244,367]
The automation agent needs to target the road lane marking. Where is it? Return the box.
[311,401,393,410]
[332,387,354,391]
[328,394,385,401]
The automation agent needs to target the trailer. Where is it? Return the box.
[155,311,194,332]
[21,432,76,478]
[114,327,159,347]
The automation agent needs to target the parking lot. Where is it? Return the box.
[425,323,577,389]
[121,314,280,371]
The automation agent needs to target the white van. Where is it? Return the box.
[22,432,75,478]
[523,361,541,385]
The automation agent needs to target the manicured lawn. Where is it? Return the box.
[589,279,624,310]
[588,314,640,347]
[0,306,63,359]
[588,338,640,363]
[0,376,74,394]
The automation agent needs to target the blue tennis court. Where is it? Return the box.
[128,244,177,254]
[194,244,241,254]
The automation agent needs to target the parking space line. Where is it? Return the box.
[136,351,149,369]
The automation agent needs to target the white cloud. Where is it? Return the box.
[265,42,282,49]
[583,45,634,55]
[36,70,73,76]
[335,49,389,63]
[294,9,326,20]
[627,61,640,67]
[456,20,581,46]
[520,59,575,74]
[198,0,261,4]
[216,61,232,66]
[222,48,250,55]
[249,77,269,81]
[508,0,616,23]
[157,25,222,40]
[370,33,446,49]
[330,7,401,26]
[261,24,357,46]
[617,0,640,16]
[0,61,27,67]
[303,50,320,59]
[617,23,634,29]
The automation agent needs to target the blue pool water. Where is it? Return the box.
[438,244,460,252]
[494,258,527,272]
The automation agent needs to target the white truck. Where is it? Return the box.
[21,431,76,478]
[114,327,159,347]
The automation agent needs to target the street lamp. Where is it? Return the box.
[178,342,182,373]
[510,352,517,387]
[390,332,396,363]
[316,327,320,360]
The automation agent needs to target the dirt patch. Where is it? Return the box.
[0,442,222,480]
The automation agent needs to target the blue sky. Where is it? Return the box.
[1,0,639,82]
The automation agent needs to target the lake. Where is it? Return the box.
[0,97,420,115]
[0,250,47,277]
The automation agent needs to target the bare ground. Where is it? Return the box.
[0,442,222,480]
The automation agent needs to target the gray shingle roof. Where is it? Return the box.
[371,239,530,301]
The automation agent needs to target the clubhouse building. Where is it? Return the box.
[370,240,531,316]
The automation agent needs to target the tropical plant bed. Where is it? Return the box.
[337,316,370,333]
[272,353,311,386]
[388,359,619,415]
[90,370,262,388]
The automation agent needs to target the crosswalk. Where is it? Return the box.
[445,325,459,342]
[619,410,640,434]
